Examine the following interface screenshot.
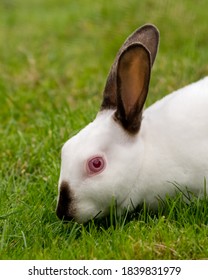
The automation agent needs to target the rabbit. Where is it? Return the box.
[56,24,208,223]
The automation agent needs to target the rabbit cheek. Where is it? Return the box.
[56,181,76,221]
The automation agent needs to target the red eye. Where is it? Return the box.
[87,156,105,175]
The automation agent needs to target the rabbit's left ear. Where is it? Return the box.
[114,43,151,134]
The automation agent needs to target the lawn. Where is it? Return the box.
[0,0,208,259]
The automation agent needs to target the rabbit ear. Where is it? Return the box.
[114,43,151,134]
[101,24,159,110]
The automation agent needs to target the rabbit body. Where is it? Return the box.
[131,76,208,208]
[56,24,208,223]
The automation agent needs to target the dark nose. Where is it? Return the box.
[56,181,75,221]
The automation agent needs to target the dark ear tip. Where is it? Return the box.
[143,23,160,45]
[130,23,160,42]
[141,23,160,36]
[119,23,159,69]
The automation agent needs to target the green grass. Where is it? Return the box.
[0,0,208,260]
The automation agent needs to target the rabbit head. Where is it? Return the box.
[56,24,159,223]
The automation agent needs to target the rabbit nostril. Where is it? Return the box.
[56,181,75,221]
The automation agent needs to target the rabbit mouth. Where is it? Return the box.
[56,181,76,221]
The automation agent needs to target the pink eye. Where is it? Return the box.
[87,156,105,175]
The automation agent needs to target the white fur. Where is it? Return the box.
[59,77,208,223]
[128,76,208,208]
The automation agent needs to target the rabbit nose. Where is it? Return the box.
[56,181,75,221]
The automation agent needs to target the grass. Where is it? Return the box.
[0,0,208,260]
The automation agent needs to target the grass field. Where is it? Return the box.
[0,0,208,260]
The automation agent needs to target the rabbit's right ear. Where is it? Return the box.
[101,24,159,110]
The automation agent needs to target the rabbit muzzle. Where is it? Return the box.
[56,181,75,221]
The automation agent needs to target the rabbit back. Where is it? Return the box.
[131,77,208,208]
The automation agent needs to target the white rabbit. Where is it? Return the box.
[56,24,208,223]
